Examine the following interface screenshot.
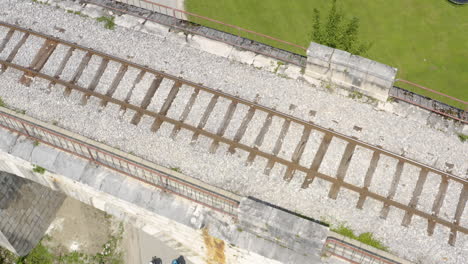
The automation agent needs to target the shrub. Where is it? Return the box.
[97,16,116,30]
[331,224,388,251]
[310,0,371,55]
[33,165,46,174]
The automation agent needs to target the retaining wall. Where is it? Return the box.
[305,42,398,102]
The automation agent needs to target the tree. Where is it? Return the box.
[311,0,371,55]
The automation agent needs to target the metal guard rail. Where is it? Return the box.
[0,108,240,216]
[323,236,402,264]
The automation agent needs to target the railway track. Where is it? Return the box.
[0,21,466,246]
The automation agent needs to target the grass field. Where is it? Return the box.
[185,0,468,106]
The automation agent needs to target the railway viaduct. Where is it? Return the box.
[0,108,329,263]
[0,0,467,263]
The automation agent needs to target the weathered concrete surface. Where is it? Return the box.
[0,126,330,263]
[207,197,329,263]
[0,172,65,256]
[306,42,397,102]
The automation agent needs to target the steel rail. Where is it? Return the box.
[4,58,466,237]
[0,21,464,184]
[0,22,466,243]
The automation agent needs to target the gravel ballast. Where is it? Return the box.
[0,1,467,263]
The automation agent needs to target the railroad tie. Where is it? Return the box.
[1,32,29,73]
[356,151,380,209]
[191,94,219,142]
[227,107,255,154]
[49,46,74,89]
[65,51,92,96]
[380,160,404,219]
[209,101,237,153]
[171,89,199,139]
[448,185,468,246]
[151,81,182,132]
[328,142,356,199]
[245,113,273,165]
[283,126,311,181]
[101,64,127,107]
[20,39,57,86]
[121,70,146,112]
[82,58,109,105]
[427,176,449,236]
[301,134,332,189]
[0,28,14,54]
[401,168,428,226]
[131,75,163,125]
[264,119,290,175]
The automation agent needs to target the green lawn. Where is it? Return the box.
[185,0,468,106]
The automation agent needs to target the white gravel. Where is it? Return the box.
[0,1,467,264]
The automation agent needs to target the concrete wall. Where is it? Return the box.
[0,172,65,256]
[305,42,397,102]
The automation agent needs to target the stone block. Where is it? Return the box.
[10,138,34,161]
[141,20,170,37]
[283,64,303,79]
[114,14,145,29]
[306,42,397,102]
[228,48,256,65]
[31,144,60,172]
[307,42,334,69]
[330,49,352,83]
[346,55,371,88]
[80,4,105,19]
[0,130,17,153]
[52,151,88,181]
[252,55,278,72]
[189,35,233,58]
[98,171,125,196]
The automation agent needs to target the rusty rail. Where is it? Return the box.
[391,79,468,124]
[0,21,467,246]
[322,236,404,264]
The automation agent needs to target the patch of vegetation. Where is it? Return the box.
[32,165,46,174]
[33,140,40,146]
[0,246,17,264]
[186,0,468,105]
[31,0,50,5]
[458,133,468,142]
[0,97,6,107]
[348,91,364,100]
[14,223,124,264]
[273,61,285,73]
[311,0,371,55]
[97,16,116,30]
[331,224,388,251]
[171,167,182,173]
[17,241,54,264]
[67,10,88,18]
[90,222,123,264]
